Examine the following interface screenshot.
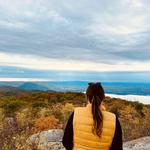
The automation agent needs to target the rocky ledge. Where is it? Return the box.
[27,129,150,150]
[123,136,150,150]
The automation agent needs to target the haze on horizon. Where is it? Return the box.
[0,0,150,82]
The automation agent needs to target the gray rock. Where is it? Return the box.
[27,129,150,150]
[124,136,150,150]
[27,129,65,150]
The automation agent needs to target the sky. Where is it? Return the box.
[0,0,150,82]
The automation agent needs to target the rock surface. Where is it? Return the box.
[27,129,150,150]
[124,136,150,150]
[27,129,65,150]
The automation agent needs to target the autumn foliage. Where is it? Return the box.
[0,90,150,148]
[31,115,60,134]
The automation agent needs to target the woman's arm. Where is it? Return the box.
[62,112,74,150]
[110,116,123,150]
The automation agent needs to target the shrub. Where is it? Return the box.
[61,103,74,122]
[63,103,74,112]
[132,102,144,116]
[2,101,26,117]
[0,116,30,150]
[52,109,64,122]
[0,108,4,129]
[110,106,120,117]
[37,108,51,118]
[32,101,47,108]
[16,108,34,128]
[31,115,60,133]
[48,95,58,104]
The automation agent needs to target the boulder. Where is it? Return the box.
[124,136,150,150]
[27,129,65,150]
[27,129,150,150]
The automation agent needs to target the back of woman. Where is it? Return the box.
[63,82,123,150]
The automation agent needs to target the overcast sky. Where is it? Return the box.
[0,0,150,81]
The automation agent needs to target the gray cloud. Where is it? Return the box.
[0,0,150,66]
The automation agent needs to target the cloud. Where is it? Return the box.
[0,65,150,82]
[0,0,150,73]
[0,52,150,72]
[0,78,50,81]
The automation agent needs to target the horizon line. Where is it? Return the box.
[0,78,150,83]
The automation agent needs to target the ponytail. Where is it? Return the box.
[86,82,105,137]
[91,95,103,137]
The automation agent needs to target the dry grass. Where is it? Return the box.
[0,91,150,148]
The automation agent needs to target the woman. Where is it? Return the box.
[63,82,123,150]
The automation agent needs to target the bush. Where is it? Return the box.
[132,102,144,116]
[2,101,26,117]
[37,108,51,118]
[31,115,60,133]
[63,103,74,113]
[0,108,4,129]
[110,107,120,117]
[52,109,64,123]
[0,116,30,150]
[16,108,34,127]
[32,101,47,108]
[48,95,58,104]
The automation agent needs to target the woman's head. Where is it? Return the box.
[86,82,105,103]
[86,82,105,137]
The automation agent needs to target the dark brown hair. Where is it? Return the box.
[86,82,105,137]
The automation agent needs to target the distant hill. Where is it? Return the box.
[0,81,150,95]
[0,86,25,96]
[0,82,55,92]
[0,86,23,92]
[19,82,49,91]
[0,81,23,87]
[0,81,88,92]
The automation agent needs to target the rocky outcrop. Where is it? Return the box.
[124,136,150,150]
[27,129,150,150]
[27,129,65,150]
